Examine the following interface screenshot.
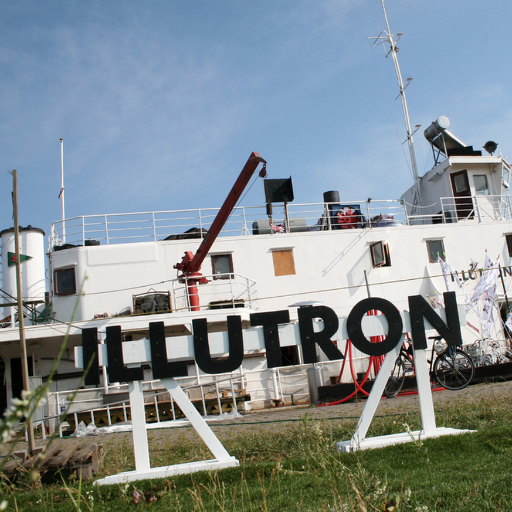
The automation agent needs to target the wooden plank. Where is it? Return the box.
[12,450,29,461]
[1,458,24,474]
[69,463,93,481]
[23,443,62,469]
[44,443,80,470]
[2,443,103,482]
[71,443,102,472]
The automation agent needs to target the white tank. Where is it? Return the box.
[1,226,46,323]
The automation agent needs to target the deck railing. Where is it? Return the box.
[49,199,407,249]
[170,272,257,312]
[49,194,512,250]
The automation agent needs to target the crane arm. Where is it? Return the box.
[174,151,266,276]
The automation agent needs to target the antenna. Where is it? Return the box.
[59,138,66,242]
[370,0,421,205]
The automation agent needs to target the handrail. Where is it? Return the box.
[48,194,512,250]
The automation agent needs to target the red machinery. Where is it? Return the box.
[174,152,267,311]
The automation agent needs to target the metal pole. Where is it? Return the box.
[59,138,66,243]
[364,270,371,298]
[12,170,36,454]
[377,0,422,206]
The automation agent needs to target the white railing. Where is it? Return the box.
[44,373,248,435]
[441,194,512,222]
[170,272,257,312]
[49,194,512,250]
[406,194,512,224]
[49,200,410,249]
[39,359,350,435]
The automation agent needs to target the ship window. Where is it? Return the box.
[272,249,296,276]
[370,242,391,267]
[453,173,468,194]
[426,240,445,263]
[474,175,489,195]
[54,267,76,295]
[506,234,512,257]
[211,254,233,280]
[503,168,510,189]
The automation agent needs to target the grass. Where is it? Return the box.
[2,385,512,511]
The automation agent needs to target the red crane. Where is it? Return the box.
[174,152,266,311]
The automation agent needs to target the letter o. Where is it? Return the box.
[346,298,403,356]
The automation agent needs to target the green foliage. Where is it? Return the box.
[2,383,512,510]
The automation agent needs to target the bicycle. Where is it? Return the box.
[465,337,512,366]
[384,335,475,398]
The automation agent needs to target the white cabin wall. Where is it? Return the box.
[50,247,88,321]
[50,238,205,322]
[47,216,512,349]
[403,155,509,220]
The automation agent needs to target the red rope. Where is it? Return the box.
[318,340,379,407]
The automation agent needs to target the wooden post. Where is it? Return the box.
[12,170,35,454]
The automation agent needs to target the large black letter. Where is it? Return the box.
[250,310,290,368]
[347,298,403,356]
[106,325,144,383]
[408,291,462,350]
[193,316,244,374]
[82,327,100,386]
[149,322,188,378]
[298,306,344,363]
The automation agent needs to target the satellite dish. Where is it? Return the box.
[483,141,498,155]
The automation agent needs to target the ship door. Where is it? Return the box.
[450,170,474,220]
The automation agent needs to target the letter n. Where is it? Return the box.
[408,291,462,350]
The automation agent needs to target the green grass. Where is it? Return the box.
[2,387,512,511]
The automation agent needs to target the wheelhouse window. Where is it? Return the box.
[370,242,391,267]
[474,175,489,195]
[211,254,233,280]
[272,248,296,276]
[54,267,76,295]
[426,240,445,263]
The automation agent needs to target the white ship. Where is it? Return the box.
[1,3,511,434]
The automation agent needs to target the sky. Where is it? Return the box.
[1,0,512,240]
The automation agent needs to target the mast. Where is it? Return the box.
[59,138,66,242]
[371,0,421,205]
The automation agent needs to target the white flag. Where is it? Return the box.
[466,253,500,314]
[439,256,469,303]
[478,253,500,336]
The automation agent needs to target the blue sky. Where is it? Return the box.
[1,0,511,238]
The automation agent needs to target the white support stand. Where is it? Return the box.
[337,345,475,453]
[94,377,238,486]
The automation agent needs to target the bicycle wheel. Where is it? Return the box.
[433,349,475,390]
[384,355,406,398]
